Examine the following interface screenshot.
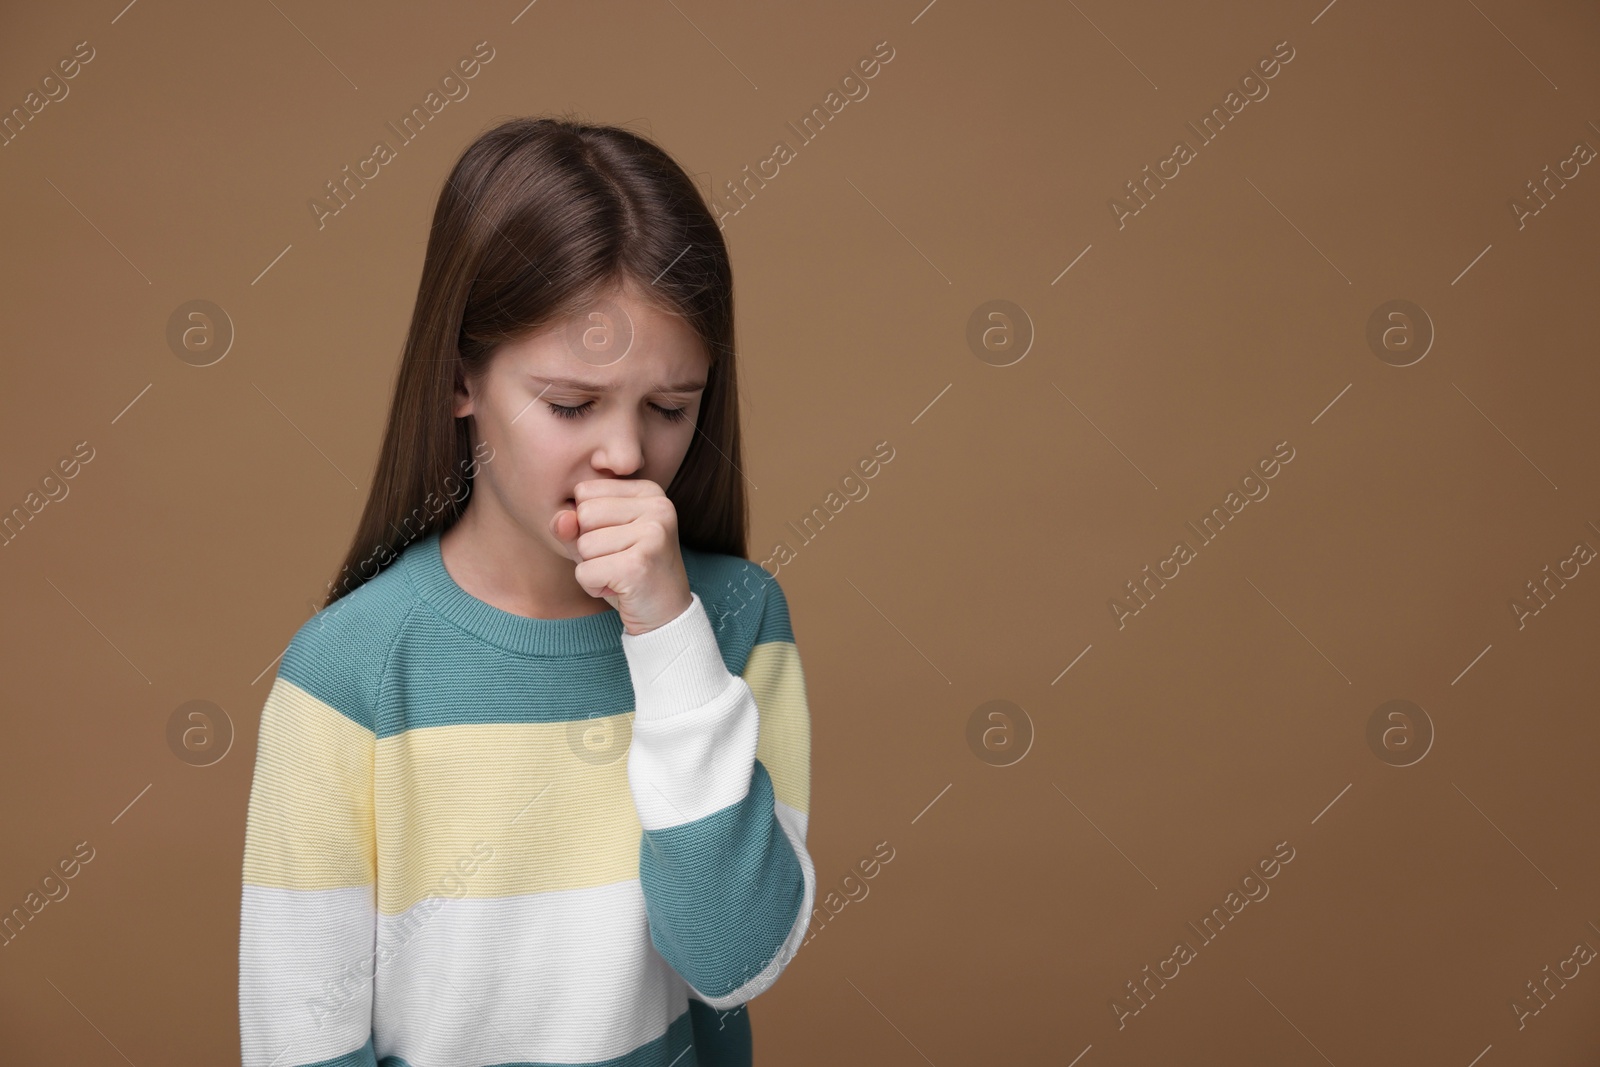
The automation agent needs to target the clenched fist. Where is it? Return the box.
[549,478,694,636]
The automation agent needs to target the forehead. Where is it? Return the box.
[497,291,709,385]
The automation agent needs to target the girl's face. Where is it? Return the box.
[453,282,711,561]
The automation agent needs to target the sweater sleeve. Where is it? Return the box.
[239,661,380,1067]
[620,575,816,1010]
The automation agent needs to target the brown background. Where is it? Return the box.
[2,0,1598,1063]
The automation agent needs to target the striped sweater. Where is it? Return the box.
[239,529,815,1067]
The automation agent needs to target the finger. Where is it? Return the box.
[573,557,628,601]
[548,507,583,561]
[570,522,641,562]
[569,494,651,534]
[549,503,572,539]
[573,478,662,504]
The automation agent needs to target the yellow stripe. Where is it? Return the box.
[746,640,810,816]
[245,643,811,915]
[242,677,376,891]
[374,720,643,914]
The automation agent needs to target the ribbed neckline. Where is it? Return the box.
[403,528,625,657]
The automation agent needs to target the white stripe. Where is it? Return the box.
[243,824,814,1062]
[626,675,759,831]
[372,879,690,1065]
[240,883,377,1067]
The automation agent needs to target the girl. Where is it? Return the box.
[240,116,816,1067]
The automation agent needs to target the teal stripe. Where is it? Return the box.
[702,562,791,645]
[750,568,794,644]
[280,597,416,734]
[298,1033,376,1066]
[370,617,796,739]
[688,998,751,1067]
[283,535,792,741]
[376,614,638,738]
[638,760,805,998]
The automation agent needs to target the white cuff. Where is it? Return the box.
[620,592,739,721]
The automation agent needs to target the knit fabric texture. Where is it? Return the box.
[239,529,814,1067]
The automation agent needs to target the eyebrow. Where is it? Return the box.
[531,375,706,393]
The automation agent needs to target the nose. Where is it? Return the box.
[587,411,646,478]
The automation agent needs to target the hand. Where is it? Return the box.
[548,478,694,636]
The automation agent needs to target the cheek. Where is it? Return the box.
[479,408,557,488]
[513,421,572,478]
[659,423,698,476]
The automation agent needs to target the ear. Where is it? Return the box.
[452,366,476,419]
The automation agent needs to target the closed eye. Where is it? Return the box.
[546,400,690,423]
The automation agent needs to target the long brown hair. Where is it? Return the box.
[322,114,746,609]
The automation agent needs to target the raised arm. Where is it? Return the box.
[240,655,380,1067]
[620,571,816,1011]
